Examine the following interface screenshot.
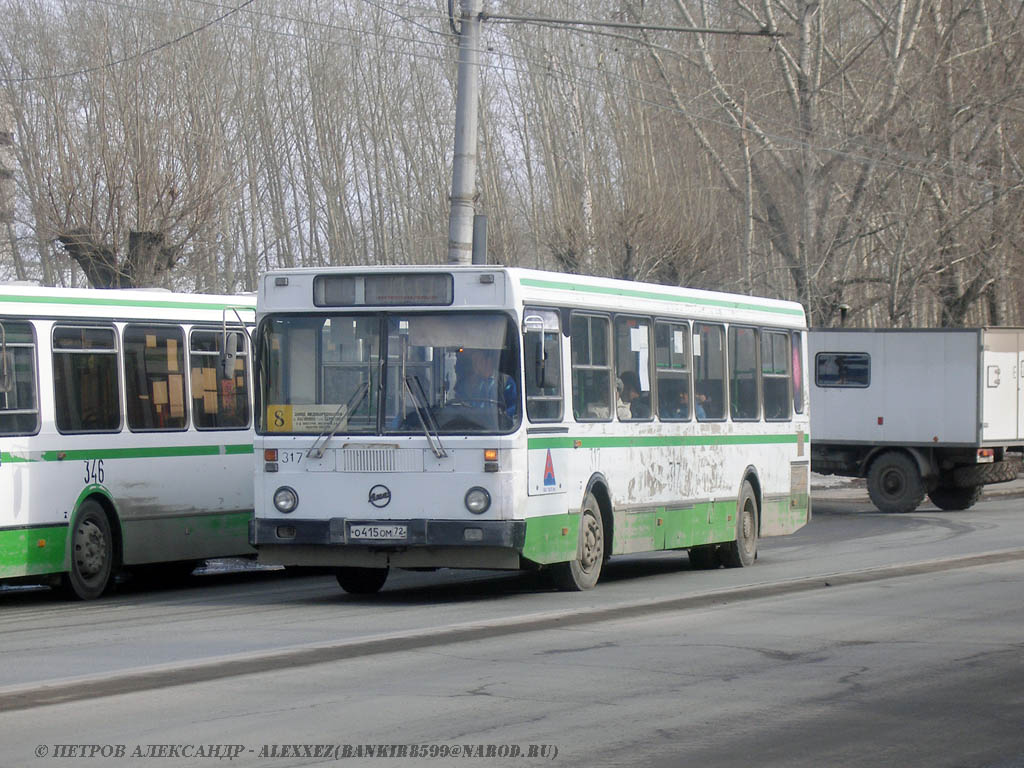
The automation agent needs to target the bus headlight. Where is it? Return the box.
[464,487,491,515]
[273,486,299,514]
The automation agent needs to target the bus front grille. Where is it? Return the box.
[338,448,423,473]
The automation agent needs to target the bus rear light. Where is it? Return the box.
[265,463,279,473]
[276,526,296,539]
[264,449,278,461]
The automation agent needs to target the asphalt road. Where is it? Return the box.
[2,485,1024,767]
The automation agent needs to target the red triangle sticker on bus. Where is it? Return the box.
[543,449,556,486]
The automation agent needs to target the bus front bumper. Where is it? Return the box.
[250,517,525,549]
[250,518,527,570]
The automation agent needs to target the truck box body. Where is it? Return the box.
[810,328,1024,448]
[809,328,1023,513]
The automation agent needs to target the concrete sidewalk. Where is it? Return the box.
[812,473,1024,502]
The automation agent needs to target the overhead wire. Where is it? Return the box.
[0,0,1018,191]
[0,0,260,84]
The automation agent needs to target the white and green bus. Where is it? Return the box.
[251,267,810,593]
[0,284,256,599]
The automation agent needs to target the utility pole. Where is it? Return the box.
[447,0,483,266]
[0,101,21,280]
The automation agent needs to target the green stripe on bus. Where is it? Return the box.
[527,434,803,450]
[518,277,805,317]
[519,501,740,566]
[522,513,578,564]
[611,502,737,554]
[224,444,256,455]
[0,293,253,313]
[1,444,253,463]
[0,525,68,578]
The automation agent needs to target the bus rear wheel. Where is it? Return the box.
[720,481,758,568]
[551,492,604,591]
[335,566,389,594]
[62,500,115,600]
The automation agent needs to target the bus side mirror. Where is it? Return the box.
[0,351,13,393]
[220,332,241,380]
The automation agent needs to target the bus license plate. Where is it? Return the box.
[349,524,407,541]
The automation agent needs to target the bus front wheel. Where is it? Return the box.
[551,492,604,591]
[62,500,115,600]
[335,566,389,594]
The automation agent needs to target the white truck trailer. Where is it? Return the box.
[809,328,1023,513]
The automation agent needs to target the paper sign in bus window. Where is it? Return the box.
[169,375,184,419]
[152,380,168,406]
[167,339,179,372]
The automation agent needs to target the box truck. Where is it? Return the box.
[810,329,1022,512]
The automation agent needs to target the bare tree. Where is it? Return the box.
[1,0,1020,331]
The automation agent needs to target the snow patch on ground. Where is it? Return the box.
[195,558,282,575]
[810,472,860,490]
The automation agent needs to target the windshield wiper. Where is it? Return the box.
[306,381,370,459]
[404,375,448,458]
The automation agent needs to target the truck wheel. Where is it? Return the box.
[927,485,983,511]
[953,459,1020,487]
[720,481,758,568]
[551,492,604,590]
[61,500,115,600]
[335,567,389,594]
[867,452,926,513]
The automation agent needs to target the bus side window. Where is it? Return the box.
[190,329,251,430]
[614,316,652,421]
[52,325,121,433]
[570,313,611,421]
[762,330,792,421]
[792,331,805,414]
[693,323,725,420]
[0,321,40,436]
[655,321,691,421]
[524,308,563,422]
[124,324,188,431]
[728,326,760,421]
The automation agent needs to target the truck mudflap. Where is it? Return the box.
[953,458,1021,488]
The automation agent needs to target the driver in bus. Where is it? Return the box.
[456,347,518,422]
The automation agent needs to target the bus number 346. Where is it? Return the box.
[84,459,105,485]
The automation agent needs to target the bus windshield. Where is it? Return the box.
[257,312,521,435]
